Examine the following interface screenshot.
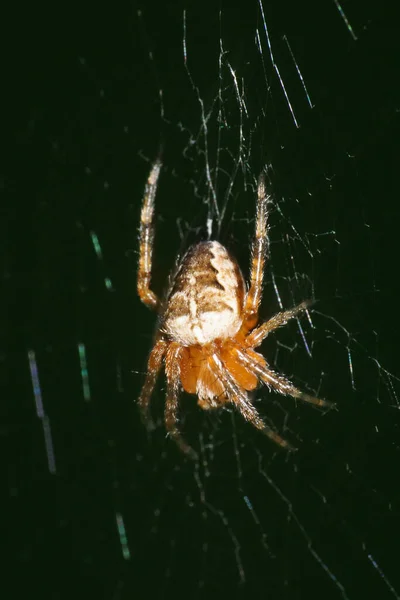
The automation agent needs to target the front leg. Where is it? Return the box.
[241,171,271,332]
[137,159,162,310]
[245,300,313,348]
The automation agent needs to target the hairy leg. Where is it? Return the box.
[209,353,295,450]
[165,343,198,459]
[241,171,271,332]
[245,300,313,348]
[138,338,168,429]
[236,347,335,410]
[137,158,162,310]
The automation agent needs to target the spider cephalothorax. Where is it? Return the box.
[137,159,333,458]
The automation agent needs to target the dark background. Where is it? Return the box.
[3,0,400,599]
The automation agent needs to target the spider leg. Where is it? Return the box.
[165,343,198,460]
[137,158,162,310]
[209,354,295,451]
[245,300,314,349]
[236,348,335,410]
[241,171,271,331]
[138,338,168,429]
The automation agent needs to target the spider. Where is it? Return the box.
[137,159,333,459]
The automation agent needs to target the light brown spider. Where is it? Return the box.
[137,159,333,458]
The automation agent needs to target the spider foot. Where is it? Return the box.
[167,432,198,461]
[139,408,156,432]
[297,391,337,412]
[261,426,297,452]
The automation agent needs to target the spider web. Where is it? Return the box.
[4,1,400,598]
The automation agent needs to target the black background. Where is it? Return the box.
[3,1,400,599]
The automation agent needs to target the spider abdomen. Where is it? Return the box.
[162,241,246,345]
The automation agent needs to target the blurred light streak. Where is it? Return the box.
[333,0,357,40]
[89,230,103,260]
[28,350,57,474]
[89,230,114,291]
[368,554,399,599]
[78,343,91,401]
[104,277,114,291]
[28,349,44,418]
[116,512,131,560]
[347,347,355,390]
